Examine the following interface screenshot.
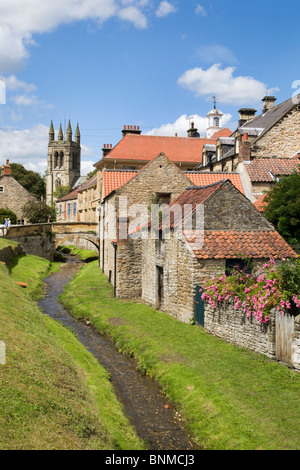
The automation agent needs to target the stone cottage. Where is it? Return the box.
[112,179,296,325]
[0,160,36,224]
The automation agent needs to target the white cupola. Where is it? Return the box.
[206,97,224,138]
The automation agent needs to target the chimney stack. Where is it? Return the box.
[262,96,276,114]
[238,108,257,127]
[1,159,11,176]
[122,125,142,137]
[187,122,200,138]
[102,144,112,158]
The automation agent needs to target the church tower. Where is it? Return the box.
[206,97,224,138]
[46,120,81,205]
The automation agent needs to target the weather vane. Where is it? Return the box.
[213,96,217,109]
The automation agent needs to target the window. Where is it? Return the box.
[214,117,220,127]
[67,203,71,216]
[74,203,76,215]
[0,186,3,192]
[59,205,62,215]
[225,259,252,276]
[156,193,171,205]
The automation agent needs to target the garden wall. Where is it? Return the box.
[204,301,300,370]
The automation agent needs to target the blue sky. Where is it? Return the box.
[0,0,299,176]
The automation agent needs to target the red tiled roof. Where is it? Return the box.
[254,193,268,212]
[99,130,232,165]
[186,172,245,195]
[102,167,245,199]
[102,169,138,198]
[246,158,299,182]
[56,188,79,202]
[211,128,233,138]
[184,230,297,259]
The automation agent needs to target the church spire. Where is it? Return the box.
[66,120,72,142]
[49,120,54,142]
[75,123,80,144]
[58,123,63,141]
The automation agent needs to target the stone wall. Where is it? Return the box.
[0,174,36,224]
[252,106,300,158]
[204,301,277,358]
[5,224,55,260]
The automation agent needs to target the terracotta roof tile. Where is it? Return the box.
[186,172,245,195]
[98,129,232,165]
[254,193,268,212]
[185,230,297,259]
[102,169,137,198]
[245,157,299,182]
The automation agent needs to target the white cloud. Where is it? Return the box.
[11,94,54,108]
[155,1,177,18]
[1,75,36,93]
[195,4,207,16]
[146,112,233,138]
[196,44,237,64]
[0,0,150,73]
[178,64,269,105]
[0,124,95,175]
[118,6,147,28]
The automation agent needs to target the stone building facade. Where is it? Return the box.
[0,160,36,224]
[200,95,300,202]
[112,180,296,325]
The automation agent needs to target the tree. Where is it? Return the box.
[10,163,46,199]
[0,208,17,225]
[22,200,56,224]
[53,185,71,200]
[264,169,300,244]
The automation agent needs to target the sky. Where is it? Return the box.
[0,0,299,176]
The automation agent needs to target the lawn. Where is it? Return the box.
[61,261,300,450]
[0,249,144,450]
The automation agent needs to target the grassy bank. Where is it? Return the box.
[56,245,98,262]
[61,261,300,451]
[0,246,144,450]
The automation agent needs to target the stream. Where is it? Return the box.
[38,255,198,451]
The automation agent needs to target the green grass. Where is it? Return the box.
[57,245,98,262]
[0,253,145,450]
[61,261,300,450]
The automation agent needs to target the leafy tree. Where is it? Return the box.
[22,201,56,224]
[53,185,71,200]
[0,208,17,225]
[264,169,300,244]
[10,163,46,199]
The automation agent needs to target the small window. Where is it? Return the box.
[0,186,3,192]
[226,259,252,276]
[74,203,76,215]
[214,117,220,127]
[156,193,171,205]
[67,203,71,216]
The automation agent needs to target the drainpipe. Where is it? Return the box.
[113,242,117,297]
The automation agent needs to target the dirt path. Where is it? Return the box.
[38,257,198,451]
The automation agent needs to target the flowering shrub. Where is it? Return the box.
[200,257,300,324]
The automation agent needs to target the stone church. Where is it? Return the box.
[46,120,87,206]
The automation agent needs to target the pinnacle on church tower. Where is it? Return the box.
[75,123,80,144]
[49,120,54,142]
[66,120,72,142]
[58,123,63,141]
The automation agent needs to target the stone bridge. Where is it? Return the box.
[4,222,99,261]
